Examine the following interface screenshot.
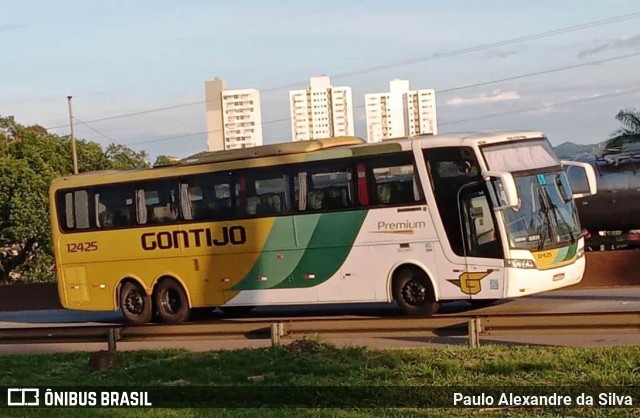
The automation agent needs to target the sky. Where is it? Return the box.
[2,0,640,160]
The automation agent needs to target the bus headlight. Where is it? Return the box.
[505,259,536,269]
[576,248,585,259]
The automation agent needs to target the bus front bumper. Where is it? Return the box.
[504,255,585,298]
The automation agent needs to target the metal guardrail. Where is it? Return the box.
[0,311,638,350]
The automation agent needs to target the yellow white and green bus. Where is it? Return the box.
[49,132,596,324]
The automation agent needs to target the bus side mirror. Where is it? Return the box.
[561,161,597,198]
[482,170,519,209]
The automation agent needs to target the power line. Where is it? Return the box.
[124,51,640,147]
[127,115,293,146]
[324,12,640,81]
[437,51,640,94]
[44,10,640,131]
[439,87,640,127]
[74,118,123,146]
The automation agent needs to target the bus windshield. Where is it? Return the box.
[481,137,580,250]
[502,171,581,250]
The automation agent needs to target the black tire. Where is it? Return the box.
[392,268,439,316]
[153,279,191,324]
[219,306,255,316]
[467,299,498,308]
[120,281,152,325]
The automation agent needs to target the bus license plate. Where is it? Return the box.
[553,273,565,281]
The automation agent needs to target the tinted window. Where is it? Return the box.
[295,163,354,211]
[367,154,422,206]
[181,173,233,221]
[135,181,179,225]
[424,146,482,256]
[95,186,135,228]
[236,170,291,216]
[58,190,91,231]
[460,186,502,258]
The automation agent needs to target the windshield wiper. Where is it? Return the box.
[544,188,578,244]
[534,189,552,251]
[537,186,559,251]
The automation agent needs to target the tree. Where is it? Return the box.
[153,155,179,167]
[0,157,51,282]
[105,144,150,169]
[0,116,150,283]
[606,108,640,148]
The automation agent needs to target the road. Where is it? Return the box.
[1,287,639,354]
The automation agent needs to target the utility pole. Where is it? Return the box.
[67,96,78,174]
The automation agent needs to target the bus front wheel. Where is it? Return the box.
[120,281,153,325]
[392,268,439,316]
[153,279,191,324]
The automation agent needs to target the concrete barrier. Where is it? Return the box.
[0,283,61,311]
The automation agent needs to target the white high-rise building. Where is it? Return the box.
[365,79,437,143]
[289,76,354,141]
[204,77,263,151]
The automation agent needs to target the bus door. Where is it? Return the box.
[458,184,505,300]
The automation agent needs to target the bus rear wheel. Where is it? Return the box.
[392,268,439,316]
[153,279,191,324]
[120,281,152,325]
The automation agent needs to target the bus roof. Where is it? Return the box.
[412,130,545,148]
[180,136,366,166]
[51,136,379,189]
[50,131,545,189]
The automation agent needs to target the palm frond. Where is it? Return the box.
[615,108,640,130]
[608,109,640,148]
[606,133,640,148]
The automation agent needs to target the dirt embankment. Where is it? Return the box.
[574,249,640,288]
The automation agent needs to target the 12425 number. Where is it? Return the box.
[66,241,98,253]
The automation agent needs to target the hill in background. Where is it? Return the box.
[553,141,603,158]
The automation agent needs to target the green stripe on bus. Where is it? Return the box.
[553,246,568,263]
[563,243,577,260]
[273,210,368,289]
[231,215,321,290]
[552,243,577,264]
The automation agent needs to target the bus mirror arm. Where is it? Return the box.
[481,170,519,209]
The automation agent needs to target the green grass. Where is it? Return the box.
[1,339,639,417]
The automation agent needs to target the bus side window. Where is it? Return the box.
[181,173,233,221]
[362,152,423,207]
[237,170,290,217]
[58,190,91,230]
[459,186,503,259]
[295,163,354,212]
[135,181,179,225]
[95,186,135,228]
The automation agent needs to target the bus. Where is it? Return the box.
[49,132,597,324]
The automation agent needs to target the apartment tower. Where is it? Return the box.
[204,77,263,151]
[365,79,437,143]
[289,76,354,141]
